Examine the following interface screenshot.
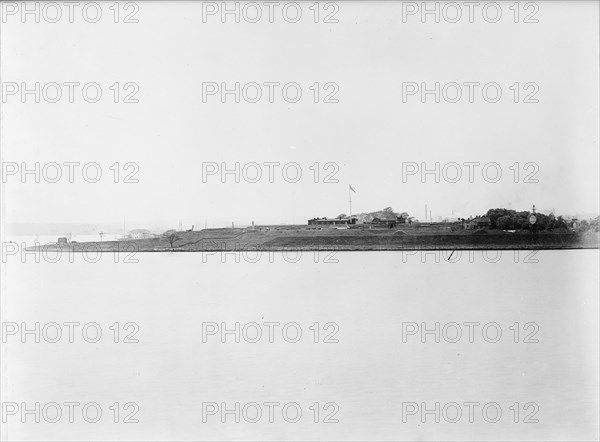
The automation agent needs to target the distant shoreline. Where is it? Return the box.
[26,226,600,252]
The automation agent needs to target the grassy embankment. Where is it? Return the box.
[42,224,600,252]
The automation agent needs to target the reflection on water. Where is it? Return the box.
[2,250,599,441]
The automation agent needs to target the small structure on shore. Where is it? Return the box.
[118,229,156,240]
[464,217,491,230]
[308,217,357,226]
[309,207,412,227]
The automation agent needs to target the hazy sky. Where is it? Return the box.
[1,1,598,232]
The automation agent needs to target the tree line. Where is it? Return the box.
[484,208,599,232]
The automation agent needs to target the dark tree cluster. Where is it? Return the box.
[484,208,568,231]
[579,217,600,232]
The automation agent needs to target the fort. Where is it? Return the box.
[34,223,599,253]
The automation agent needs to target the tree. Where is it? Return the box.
[485,208,517,229]
[163,229,180,250]
[556,216,567,229]
[397,212,409,223]
[497,215,512,230]
[580,220,590,231]
[484,208,573,231]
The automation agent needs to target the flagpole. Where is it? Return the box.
[348,185,352,221]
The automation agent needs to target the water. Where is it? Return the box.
[1,250,598,441]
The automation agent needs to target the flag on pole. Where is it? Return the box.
[349,185,356,193]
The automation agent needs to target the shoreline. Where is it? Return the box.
[25,226,600,252]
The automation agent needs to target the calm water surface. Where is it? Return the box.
[2,250,598,440]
